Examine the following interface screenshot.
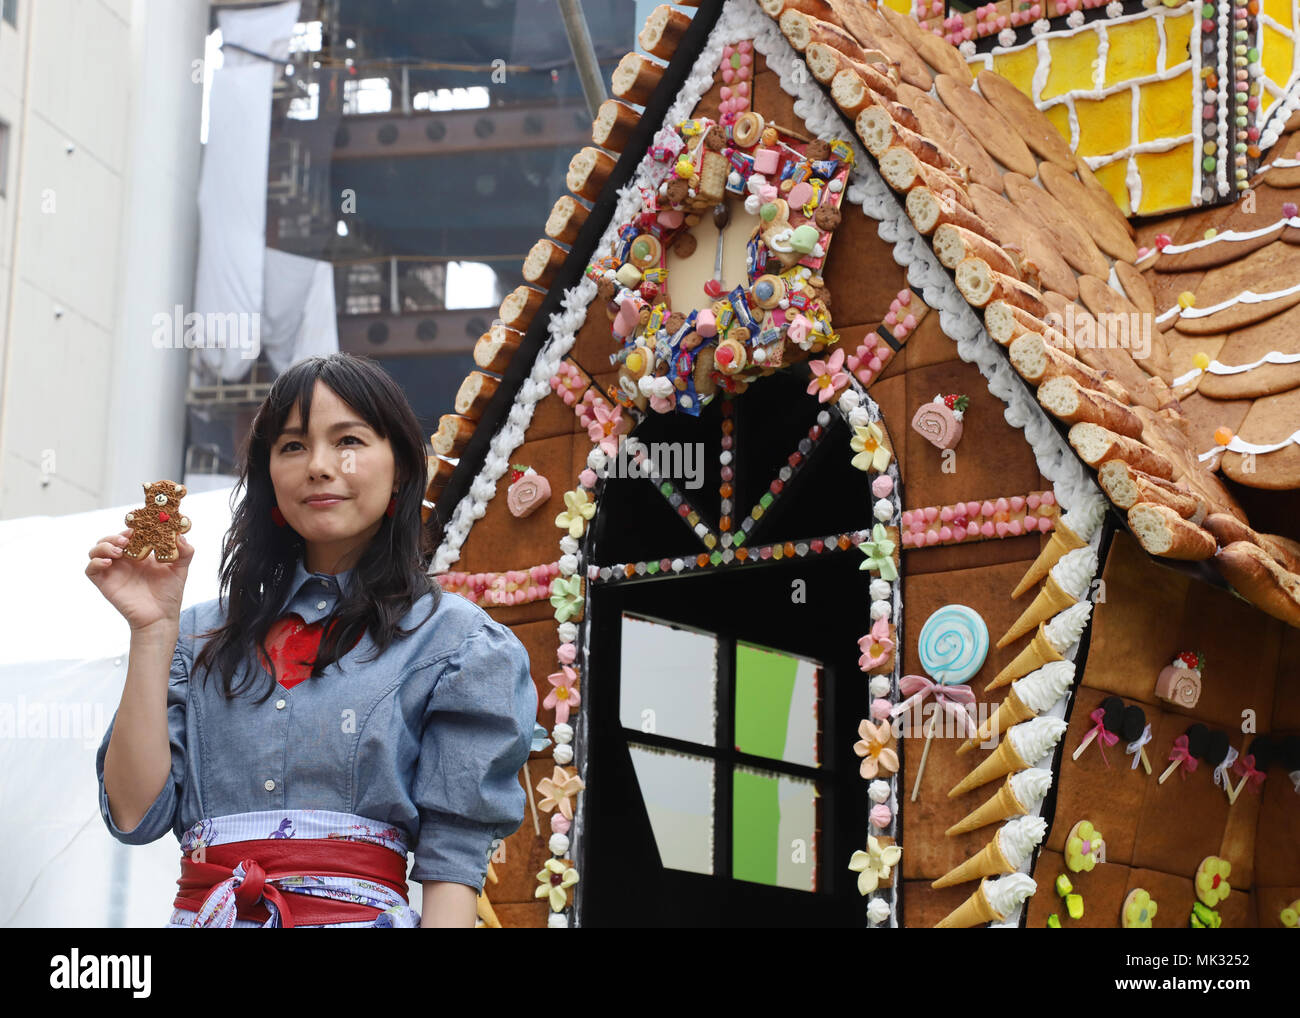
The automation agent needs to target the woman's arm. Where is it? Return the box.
[420,880,478,927]
[102,619,181,834]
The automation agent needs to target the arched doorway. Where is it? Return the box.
[574,370,897,926]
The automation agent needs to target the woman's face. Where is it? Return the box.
[269,380,399,573]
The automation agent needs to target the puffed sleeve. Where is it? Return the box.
[95,608,192,845]
[410,618,537,891]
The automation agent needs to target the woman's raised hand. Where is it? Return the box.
[86,528,194,632]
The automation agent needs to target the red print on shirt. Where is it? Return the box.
[260,615,362,690]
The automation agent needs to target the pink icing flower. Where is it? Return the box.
[544,665,581,725]
[806,347,849,402]
[587,400,629,456]
[858,616,895,672]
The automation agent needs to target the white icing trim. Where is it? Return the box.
[1160,215,1300,253]
[1173,347,1300,387]
[1198,428,1300,461]
[1156,278,1300,324]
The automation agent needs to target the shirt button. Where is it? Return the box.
[275,698,286,710]
[316,600,327,610]
[264,779,276,791]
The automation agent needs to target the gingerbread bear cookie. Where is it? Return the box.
[124,480,191,562]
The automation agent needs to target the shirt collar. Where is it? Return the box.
[277,554,357,624]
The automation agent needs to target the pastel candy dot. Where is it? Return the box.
[940,506,954,522]
[938,526,952,541]
[924,506,939,522]
[1178,291,1196,309]
[1214,426,1233,445]
[980,521,995,537]
[981,500,995,517]
[966,501,981,517]
[1027,494,1040,510]
[872,475,894,497]
[1194,352,1210,370]
[925,529,940,546]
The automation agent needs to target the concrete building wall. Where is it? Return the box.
[0,0,209,519]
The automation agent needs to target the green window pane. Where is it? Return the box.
[732,764,818,892]
[734,641,820,768]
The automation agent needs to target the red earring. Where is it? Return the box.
[386,496,397,518]
[271,505,286,527]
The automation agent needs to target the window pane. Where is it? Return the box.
[619,614,717,746]
[734,642,820,768]
[732,764,818,892]
[627,744,714,875]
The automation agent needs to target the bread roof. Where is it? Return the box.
[420,0,1300,630]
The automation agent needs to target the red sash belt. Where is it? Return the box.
[174,838,410,927]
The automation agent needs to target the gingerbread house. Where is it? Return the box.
[418,0,1300,928]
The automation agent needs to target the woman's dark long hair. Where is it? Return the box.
[193,353,445,704]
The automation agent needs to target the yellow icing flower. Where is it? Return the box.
[851,423,892,473]
[535,857,580,912]
[1195,856,1232,908]
[848,836,902,896]
[555,488,596,538]
[1065,820,1104,873]
[1123,888,1158,929]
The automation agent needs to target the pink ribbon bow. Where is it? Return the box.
[889,674,976,738]
[1232,754,1266,792]
[1087,706,1120,768]
[1167,735,1199,779]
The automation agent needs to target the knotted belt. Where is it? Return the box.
[174,837,409,927]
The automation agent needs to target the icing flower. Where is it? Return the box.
[544,666,581,725]
[1281,899,1299,928]
[850,422,892,472]
[534,857,580,912]
[1195,856,1232,907]
[806,347,850,403]
[1065,820,1104,872]
[858,524,898,582]
[854,718,899,779]
[537,765,586,821]
[586,400,629,457]
[858,615,895,672]
[555,488,596,538]
[847,836,902,895]
[1123,888,1158,929]
[549,575,584,623]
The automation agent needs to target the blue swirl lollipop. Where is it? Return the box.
[918,605,989,685]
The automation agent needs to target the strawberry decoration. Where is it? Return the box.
[941,393,970,413]
[509,464,530,484]
[1177,650,1206,672]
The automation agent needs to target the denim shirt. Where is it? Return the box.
[95,555,537,893]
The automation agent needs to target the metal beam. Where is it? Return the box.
[336,308,489,356]
[309,100,595,160]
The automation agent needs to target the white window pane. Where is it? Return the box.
[628,744,714,875]
[619,613,717,746]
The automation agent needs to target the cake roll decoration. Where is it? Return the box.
[911,392,968,450]
[1154,650,1204,709]
[506,464,552,519]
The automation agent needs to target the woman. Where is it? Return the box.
[88,353,537,928]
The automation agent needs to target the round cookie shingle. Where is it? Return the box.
[1039,162,1137,263]
[934,74,1037,178]
[976,70,1076,171]
[1004,172,1110,278]
[968,183,1078,299]
[896,82,1001,192]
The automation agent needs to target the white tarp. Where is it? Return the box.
[193,0,339,381]
[0,486,238,927]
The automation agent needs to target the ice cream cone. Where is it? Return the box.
[934,877,1005,928]
[946,777,1029,836]
[986,622,1063,692]
[996,575,1077,649]
[949,735,1031,798]
[1010,521,1085,598]
[932,830,1016,888]
[957,687,1035,755]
